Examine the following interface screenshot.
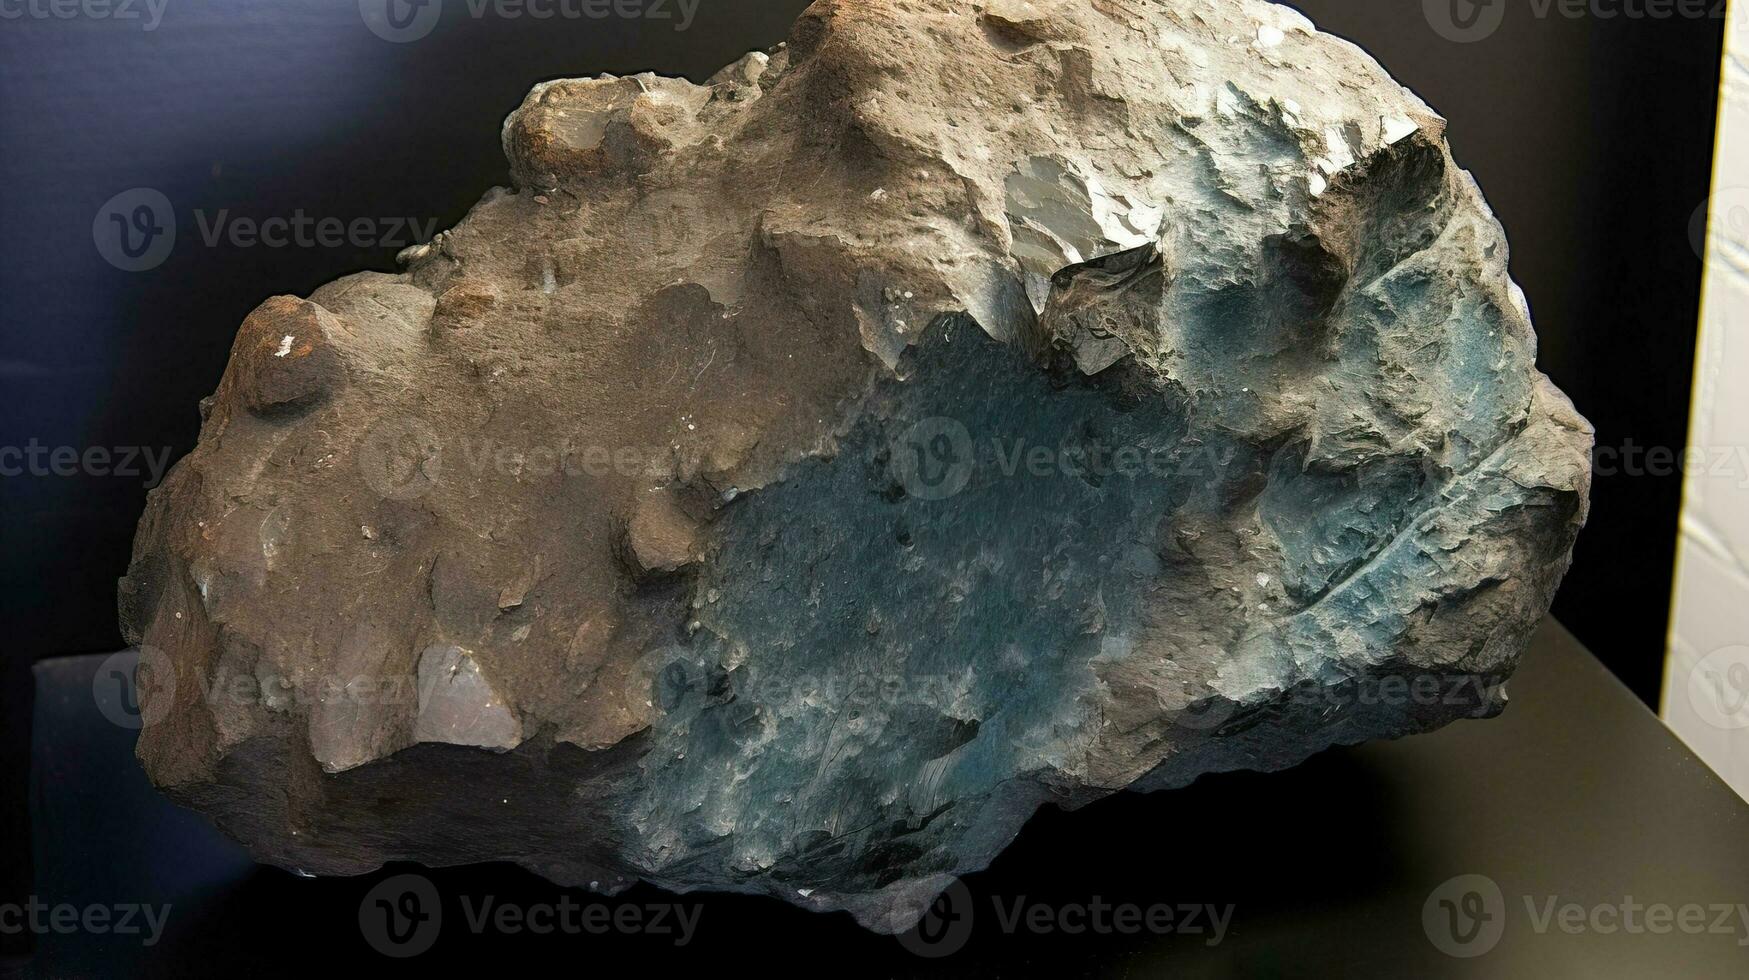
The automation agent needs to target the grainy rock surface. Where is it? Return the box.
[120,0,1592,932]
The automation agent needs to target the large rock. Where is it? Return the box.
[119,0,1592,933]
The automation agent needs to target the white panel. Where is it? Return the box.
[1664,3,1749,801]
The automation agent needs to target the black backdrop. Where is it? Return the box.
[0,2,1723,700]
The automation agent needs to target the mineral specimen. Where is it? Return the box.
[119,0,1593,932]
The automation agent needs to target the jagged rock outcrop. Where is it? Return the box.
[119,0,1592,933]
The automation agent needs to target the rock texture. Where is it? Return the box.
[120,0,1592,933]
